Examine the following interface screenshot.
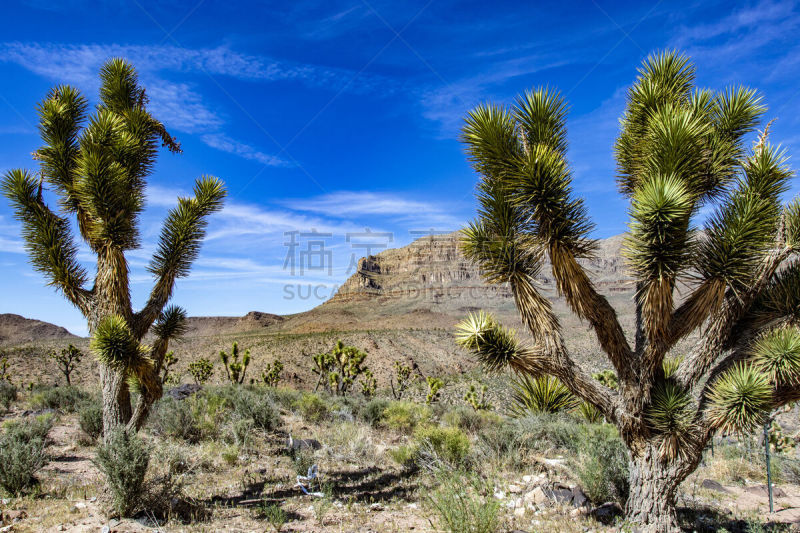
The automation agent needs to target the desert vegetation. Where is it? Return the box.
[456,50,800,531]
[1,50,800,533]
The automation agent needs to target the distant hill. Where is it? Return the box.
[3,232,639,388]
[0,313,77,347]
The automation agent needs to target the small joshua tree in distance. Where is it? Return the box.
[262,358,283,387]
[425,377,443,404]
[464,383,491,411]
[49,344,83,385]
[391,360,413,399]
[220,341,250,385]
[188,358,214,385]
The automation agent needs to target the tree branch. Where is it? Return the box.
[2,169,93,316]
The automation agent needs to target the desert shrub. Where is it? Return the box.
[508,412,586,453]
[259,501,288,531]
[292,448,317,479]
[30,385,88,412]
[95,428,150,517]
[380,400,431,433]
[295,392,329,423]
[228,387,280,431]
[269,387,302,411]
[389,444,416,469]
[229,417,255,447]
[427,469,501,533]
[0,381,17,412]
[443,405,501,434]
[0,414,52,495]
[140,443,201,522]
[574,424,629,505]
[78,399,104,441]
[150,397,204,443]
[359,397,391,426]
[415,426,471,468]
[323,421,376,465]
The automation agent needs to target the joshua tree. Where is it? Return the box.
[261,358,284,387]
[463,383,491,411]
[390,360,413,399]
[425,376,443,404]
[188,358,214,385]
[311,340,369,396]
[2,59,225,438]
[48,344,83,385]
[160,351,178,384]
[220,341,250,384]
[360,368,377,398]
[455,51,800,531]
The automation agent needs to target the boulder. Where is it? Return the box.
[166,383,202,400]
[700,479,729,493]
[591,502,623,525]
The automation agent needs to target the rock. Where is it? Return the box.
[494,490,505,500]
[522,474,533,483]
[288,435,322,451]
[525,487,547,505]
[745,484,786,497]
[514,506,526,517]
[508,484,523,494]
[700,479,729,493]
[543,483,573,504]
[591,502,623,525]
[571,486,588,508]
[166,383,202,400]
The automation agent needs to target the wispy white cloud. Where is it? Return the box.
[0,41,396,166]
[201,133,289,167]
[283,190,466,228]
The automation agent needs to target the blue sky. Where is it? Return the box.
[0,0,799,335]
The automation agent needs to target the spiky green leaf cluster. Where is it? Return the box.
[707,362,772,434]
[509,374,577,416]
[455,311,519,372]
[646,381,696,460]
[751,328,800,387]
[91,315,148,371]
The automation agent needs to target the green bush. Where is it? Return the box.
[443,405,501,434]
[427,469,500,533]
[295,392,329,423]
[389,444,417,469]
[149,397,205,443]
[78,400,104,441]
[228,387,280,431]
[95,428,150,517]
[574,424,629,505]
[380,401,431,433]
[30,385,88,412]
[269,387,302,411]
[0,414,52,495]
[0,381,17,412]
[415,426,471,467]
[259,501,288,532]
[360,398,391,426]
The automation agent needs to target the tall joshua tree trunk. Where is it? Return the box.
[3,59,225,439]
[456,51,800,530]
[625,444,703,531]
